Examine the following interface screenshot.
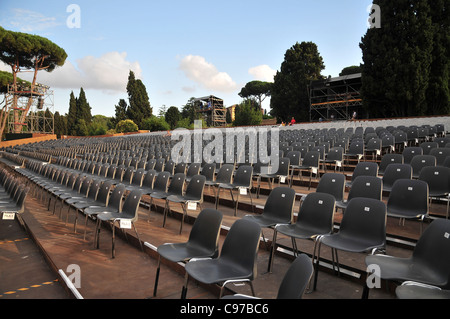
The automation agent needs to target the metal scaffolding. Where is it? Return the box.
[6,82,54,134]
[309,73,362,122]
[194,95,226,127]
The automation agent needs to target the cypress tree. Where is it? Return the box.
[76,87,92,124]
[360,0,434,118]
[67,91,77,135]
[126,70,152,129]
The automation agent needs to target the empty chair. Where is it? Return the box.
[382,163,412,193]
[139,169,157,195]
[223,254,314,299]
[314,197,387,291]
[154,158,165,172]
[387,179,429,233]
[182,219,261,299]
[346,161,378,188]
[153,208,223,297]
[256,157,290,198]
[150,172,185,221]
[418,166,450,219]
[315,172,345,203]
[243,187,296,253]
[165,175,206,233]
[323,146,344,172]
[285,151,301,187]
[184,163,201,183]
[146,171,171,215]
[206,163,234,200]
[430,147,450,166]
[163,159,176,175]
[344,141,364,164]
[378,153,404,176]
[420,141,438,155]
[364,219,450,298]
[336,175,382,211]
[364,138,382,160]
[125,168,146,191]
[403,147,423,164]
[96,189,143,258]
[410,154,436,178]
[216,165,254,216]
[270,192,335,276]
[200,162,216,183]
[292,151,320,190]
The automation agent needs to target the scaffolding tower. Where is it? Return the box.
[194,95,226,127]
[309,73,362,122]
[6,82,54,134]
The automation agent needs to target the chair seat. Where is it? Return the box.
[150,191,170,199]
[185,259,253,285]
[387,207,426,219]
[157,243,214,263]
[243,214,290,228]
[166,194,199,203]
[366,254,447,287]
[396,284,450,299]
[276,223,328,240]
[321,234,384,253]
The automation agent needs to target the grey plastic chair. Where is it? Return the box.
[364,219,450,298]
[336,175,382,211]
[256,157,290,198]
[410,154,436,178]
[382,163,412,193]
[153,208,223,297]
[243,186,295,253]
[222,253,314,299]
[96,189,143,258]
[418,166,450,219]
[315,172,345,203]
[346,161,378,188]
[165,174,206,233]
[270,192,335,277]
[395,282,450,299]
[314,197,386,291]
[182,219,261,299]
[150,172,185,222]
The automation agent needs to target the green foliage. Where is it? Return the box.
[126,71,152,128]
[165,106,181,129]
[76,87,92,124]
[67,88,92,135]
[359,0,446,118]
[175,117,191,129]
[116,119,138,133]
[270,41,325,123]
[74,119,89,136]
[233,100,262,126]
[141,116,170,132]
[181,98,202,124]
[238,81,272,112]
[0,71,29,93]
[114,99,128,126]
[339,65,362,76]
[54,111,67,137]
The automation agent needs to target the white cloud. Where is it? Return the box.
[4,52,142,94]
[179,55,238,92]
[248,65,276,82]
[6,8,61,32]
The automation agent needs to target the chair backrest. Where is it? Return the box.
[379,153,404,174]
[339,197,386,249]
[412,219,450,289]
[316,173,345,202]
[273,157,290,176]
[351,162,379,182]
[164,159,176,175]
[420,142,438,155]
[153,171,170,192]
[326,147,344,161]
[220,219,261,280]
[233,165,253,187]
[96,180,113,205]
[262,187,296,223]
[277,254,314,299]
[215,164,234,184]
[296,192,335,235]
[347,141,364,154]
[15,187,30,212]
[403,147,423,164]
[87,179,101,200]
[174,162,188,175]
[348,175,383,202]
[286,151,301,166]
[167,173,186,195]
[122,167,134,184]
[142,169,157,188]
[131,168,145,186]
[418,166,450,195]
[382,163,412,188]
[146,159,157,170]
[154,158,165,172]
[108,184,126,212]
[430,147,450,166]
[201,163,216,181]
[411,154,436,177]
[79,177,92,196]
[121,189,143,221]
[114,165,126,182]
[186,163,201,177]
[387,179,429,218]
[302,151,320,167]
[184,175,206,201]
[188,208,223,258]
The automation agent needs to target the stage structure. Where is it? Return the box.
[193,95,226,127]
[6,82,54,134]
[309,73,362,122]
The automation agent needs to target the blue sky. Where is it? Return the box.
[0,0,373,117]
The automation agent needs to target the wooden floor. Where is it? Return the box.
[3,157,445,304]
